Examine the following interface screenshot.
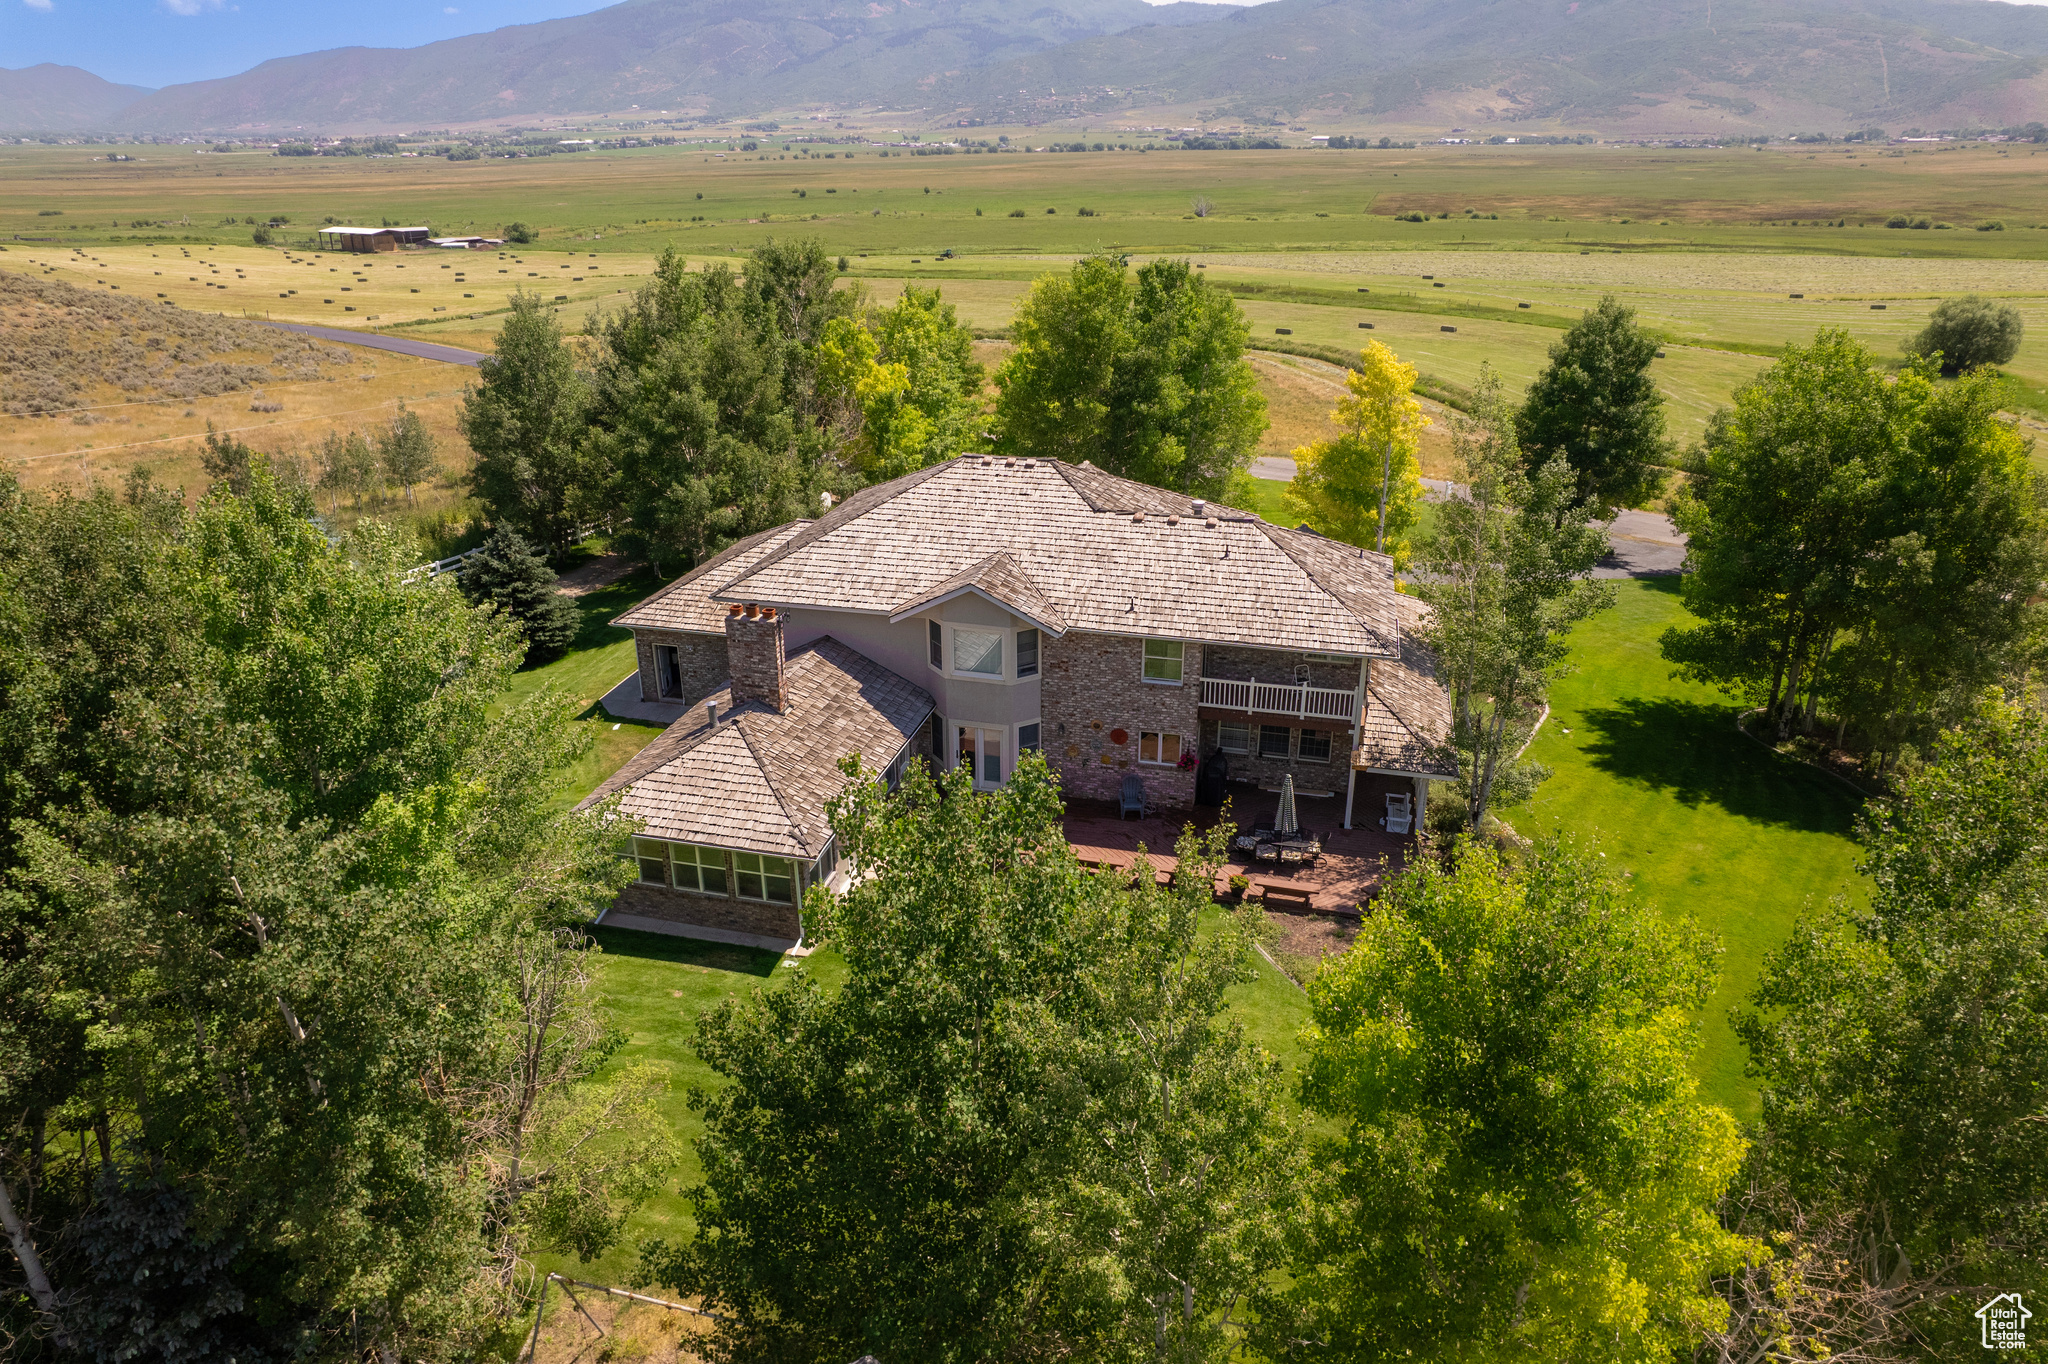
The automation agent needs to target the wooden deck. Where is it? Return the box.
[1063,777,1418,917]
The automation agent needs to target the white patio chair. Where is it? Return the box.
[1382,791,1414,835]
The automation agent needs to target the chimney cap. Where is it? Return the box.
[760,605,777,619]
[744,603,760,618]
[727,602,743,616]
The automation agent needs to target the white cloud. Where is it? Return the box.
[23,0,54,12]
[162,0,224,13]
[444,5,458,10]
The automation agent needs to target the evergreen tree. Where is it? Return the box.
[459,524,580,664]
[1516,294,1667,515]
[583,250,824,573]
[459,293,590,554]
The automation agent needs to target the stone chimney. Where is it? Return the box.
[724,603,786,712]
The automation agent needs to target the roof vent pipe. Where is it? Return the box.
[1192,498,1206,515]
[706,701,719,726]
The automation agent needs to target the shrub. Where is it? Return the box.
[250,227,272,245]
[1903,294,2024,374]
[504,222,538,243]
[1076,206,1095,217]
[1396,211,1427,223]
[1885,215,1911,228]
[1976,219,2006,231]
[1008,209,1026,217]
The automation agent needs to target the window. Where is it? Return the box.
[1259,725,1292,759]
[1218,721,1250,754]
[952,627,1003,677]
[1297,729,1332,763]
[815,837,838,886]
[1139,731,1182,766]
[1142,638,1184,684]
[671,843,729,896]
[1019,722,1041,754]
[959,726,1004,790]
[735,852,794,904]
[1016,628,1040,678]
[929,619,943,669]
[633,837,669,886]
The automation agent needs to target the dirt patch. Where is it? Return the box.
[525,1280,714,1364]
[559,552,640,597]
[1264,908,1361,986]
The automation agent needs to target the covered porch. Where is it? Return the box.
[1062,777,1420,917]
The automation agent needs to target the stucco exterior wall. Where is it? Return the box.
[1041,631,1203,810]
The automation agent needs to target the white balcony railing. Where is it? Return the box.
[1199,676,1359,722]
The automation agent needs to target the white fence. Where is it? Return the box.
[402,520,610,584]
[1199,676,1359,722]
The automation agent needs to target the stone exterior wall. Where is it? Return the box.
[1203,645,1363,693]
[1199,717,1353,798]
[632,629,729,705]
[1041,631,1203,810]
[1196,646,1364,798]
[609,879,802,941]
[725,605,787,711]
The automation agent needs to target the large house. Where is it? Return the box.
[578,455,1454,946]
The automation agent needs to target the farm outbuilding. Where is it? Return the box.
[316,225,432,253]
[426,236,504,249]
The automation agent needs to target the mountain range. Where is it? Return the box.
[6,0,2047,136]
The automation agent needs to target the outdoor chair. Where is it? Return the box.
[1382,791,1414,835]
[1118,773,1149,821]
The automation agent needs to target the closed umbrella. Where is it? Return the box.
[1273,773,1299,838]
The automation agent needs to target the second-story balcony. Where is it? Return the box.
[1199,675,1360,723]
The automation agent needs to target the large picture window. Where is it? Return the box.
[1138,731,1182,766]
[1142,638,1184,684]
[952,627,1003,677]
[671,843,729,895]
[735,852,794,904]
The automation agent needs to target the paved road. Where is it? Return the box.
[1249,453,1686,579]
[261,321,486,367]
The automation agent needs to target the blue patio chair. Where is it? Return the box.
[1118,773,1149,821]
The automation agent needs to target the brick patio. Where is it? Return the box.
[1062,774,1421,916]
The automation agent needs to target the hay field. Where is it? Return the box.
[9,141,2048,262]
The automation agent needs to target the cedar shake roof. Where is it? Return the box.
[611,522,807,636]
[888,549,1070,635]
[1355,594,1457,777]
[713,457,1404,658]
[575,637,933,858]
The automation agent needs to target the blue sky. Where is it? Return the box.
[3,0,1261,91]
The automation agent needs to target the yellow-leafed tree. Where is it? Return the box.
[1285,339,1430,569]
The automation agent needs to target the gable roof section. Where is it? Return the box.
[576,637,934,858]
[1356,594,1456,777]
[612,521,808,635]
[716,457,1404,657]
[888,549,1070,635]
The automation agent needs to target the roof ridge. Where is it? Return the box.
[730,708,815,855]
[612,520,805,629]
[725,457,968,592]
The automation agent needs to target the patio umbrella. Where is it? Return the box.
[1273,773,1299,838]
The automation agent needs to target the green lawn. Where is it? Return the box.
[1517,578,1864,1117]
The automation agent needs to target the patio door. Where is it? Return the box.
[957,726,1004,791]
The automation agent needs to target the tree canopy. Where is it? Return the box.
[648,757,1296,1364]
[1516,294,1667,515]
[1267,838,1753,1364]
[459,292,592,555]
[1663,332,2047,757]
[1284,338,1429,569]
[1904,293,2025,375]
[995,254,1266,497]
